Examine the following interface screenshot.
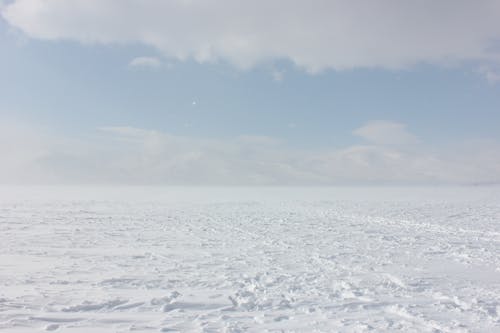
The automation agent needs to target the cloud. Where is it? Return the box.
[3,0,500,72]
[0,119,58,183]
[271,68,285,82]
[128,56,162,69]
[1,119,499,185]
[353,121,419,146]
[478,66,500,84]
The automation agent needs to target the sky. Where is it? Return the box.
[1,0,500,185]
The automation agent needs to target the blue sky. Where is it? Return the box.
[1,0,500,185]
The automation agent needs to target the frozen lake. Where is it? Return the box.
[0,186,499,332]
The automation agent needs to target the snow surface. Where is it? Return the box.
[0,186,499,332]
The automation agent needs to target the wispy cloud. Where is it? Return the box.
[128,56,162,69]
[271,68,285,82]
[353,121,419,146]
[1,119,499,185]
[478,66,500,84]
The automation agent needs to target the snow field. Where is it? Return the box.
[0,187,499,332]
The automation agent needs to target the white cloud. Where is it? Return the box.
[1,119,499,185]
[271,68,285,82]
[353,121,419,146]
[128,56,162,69]
[478,66,500,84]
[0,120,46,174]
[3,0,500,72]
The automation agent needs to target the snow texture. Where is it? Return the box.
[0,186,499,332]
